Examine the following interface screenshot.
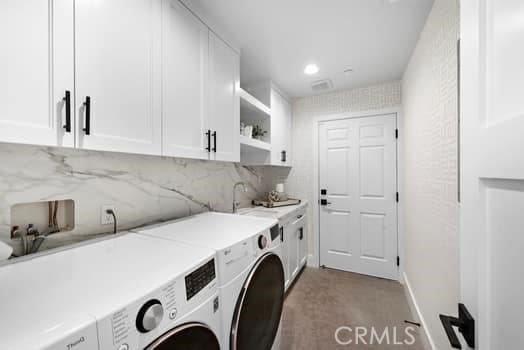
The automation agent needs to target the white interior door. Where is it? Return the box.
[0,0,74,147]
[75,0,162,155]
[319,114,398,280]
[461,0,524,348]
[162,0,209,159]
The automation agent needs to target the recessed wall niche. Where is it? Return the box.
[10,200,75,240]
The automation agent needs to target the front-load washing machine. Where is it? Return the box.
[0,243,99,350]
[133,212,285,350]
[70,233,223,350]
[0,251,98,350]
[1,232,224,350]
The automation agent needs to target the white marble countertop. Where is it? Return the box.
[236,200,308,223]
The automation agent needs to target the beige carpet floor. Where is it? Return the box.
[280,268,425,350]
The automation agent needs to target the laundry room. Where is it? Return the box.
[2,0,522,349]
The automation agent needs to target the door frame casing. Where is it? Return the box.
[310,107,404,282]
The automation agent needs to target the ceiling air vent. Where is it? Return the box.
[311,79,333,92]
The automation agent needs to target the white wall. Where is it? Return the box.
[401,0,459,349]
[286,81,402,259]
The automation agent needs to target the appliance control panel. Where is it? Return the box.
[185,259,216,301]
[97,258,218,350]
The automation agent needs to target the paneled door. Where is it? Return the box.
[270,90,292,166]
[162,0,210,160]
[460,0,524,348]
[319,114,398,280]
[208,32,240,162]
[75,0,162,155]
[0,0,74,147]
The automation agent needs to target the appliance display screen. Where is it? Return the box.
[185,259,216,301]
[270,225,280,241]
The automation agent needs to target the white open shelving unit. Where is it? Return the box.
[239,88,271,152]
[239,135,271,151]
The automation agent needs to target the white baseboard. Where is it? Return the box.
[306,254,319,268]
[403,272,436,350]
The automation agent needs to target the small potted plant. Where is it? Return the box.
[252,125,267,140]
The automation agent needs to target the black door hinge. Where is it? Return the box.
[395,129,399,139]
[397,256,400,266]
[396,192,399,202]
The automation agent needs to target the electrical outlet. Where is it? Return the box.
[101,205,115,225]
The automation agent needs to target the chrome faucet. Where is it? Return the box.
[233,182,248,213]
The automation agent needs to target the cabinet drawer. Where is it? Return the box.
[289,213,306,231]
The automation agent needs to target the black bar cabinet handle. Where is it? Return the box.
[281,150,287,162]
[280,227,284,242]
[62,90,71,132]
[212,131,217,152]
[83,96,91,135]
[205,130,211,152]
[299,228,304,240]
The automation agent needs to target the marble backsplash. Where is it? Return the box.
[0,143,282,255]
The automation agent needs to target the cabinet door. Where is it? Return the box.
[75,0,162,155]
[209,32,240,162]
[298,225,308,267]
[162,0,209,160]
[282,96,292,165]
[281,226,290,289]
[270,90,291,166]
[286,225,299,282]
[0,0,74,147]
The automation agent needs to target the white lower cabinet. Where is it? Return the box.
[282,210,308,290]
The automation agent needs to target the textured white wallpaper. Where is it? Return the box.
[286,81,402,257]
[401,0,459,349]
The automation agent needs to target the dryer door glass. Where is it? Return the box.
[145,323,220,350]
[231,253,285,350]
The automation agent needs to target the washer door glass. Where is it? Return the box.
[231,253,285,350]
[145,323,220,350]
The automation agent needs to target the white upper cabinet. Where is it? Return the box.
[208,32,240,162]
[270,90,292,166]
[75,0,162,155]
[1,0,241,162]
[0,0,74,147]
[162,0,209,160]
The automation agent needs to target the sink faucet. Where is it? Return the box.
[233,182,248,213]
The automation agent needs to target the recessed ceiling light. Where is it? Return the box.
[304,64,319,75]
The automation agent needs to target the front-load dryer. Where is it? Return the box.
[133,212,285,350]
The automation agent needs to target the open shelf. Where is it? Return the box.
[239,88,271,120]
[240,135,271,152]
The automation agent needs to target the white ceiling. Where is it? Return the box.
[188,0,434,98]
